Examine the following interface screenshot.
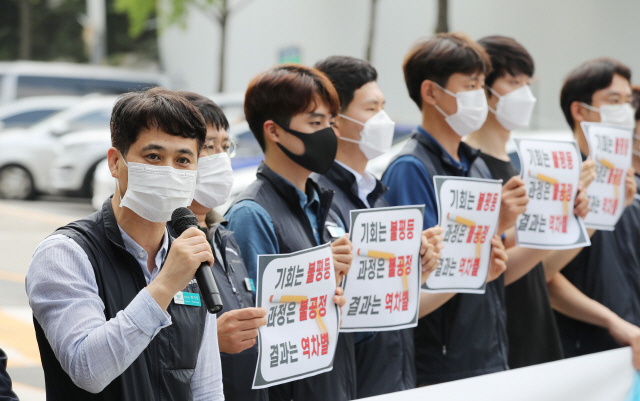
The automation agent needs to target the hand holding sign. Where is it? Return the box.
[331,235,353,285]
[420,226,444,283]
[625,167,637,207]
[217,307,268,354]
[486,235,508,283]
[498,176,529,235]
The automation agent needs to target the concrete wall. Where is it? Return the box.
[159,0,640,130]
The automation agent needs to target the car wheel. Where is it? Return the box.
[0,165,36,200]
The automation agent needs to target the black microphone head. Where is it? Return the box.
[171,207,199,236]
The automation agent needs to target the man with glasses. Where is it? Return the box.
[178,92,269,401]
[554,59,640,363]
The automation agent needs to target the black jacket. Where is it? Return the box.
[208,211,268,401]
[33,198,206,401]
[314,161,416,397]
[233,162,357,401]
[557,174,640,357]
[0,349,18,401]
[384,132,508,385]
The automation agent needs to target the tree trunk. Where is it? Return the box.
[217,10,227,92]
[365,0,378,62]
[19,0,31,59]
[435,0,448,34]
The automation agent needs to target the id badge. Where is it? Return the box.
[173,291,201,306]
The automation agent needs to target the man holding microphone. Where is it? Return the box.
[26,88,224,400]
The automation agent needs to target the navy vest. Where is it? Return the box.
[233,162,357,401]
[33,198,206,401]
[386,132,508,385]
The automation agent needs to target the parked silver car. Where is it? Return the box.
[0,96,82,130]
[0,96,116,199]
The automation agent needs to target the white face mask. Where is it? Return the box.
[434,83,488,137]
[338,110,396,160]
[116,153,197,223]
[580,102,635,128]
[193,152,235,209]
[488,85,537,131]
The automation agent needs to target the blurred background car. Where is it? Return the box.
[0,95,116,199]
[0,96,82,130]
[50,129,111,198]
[0,61,169,104]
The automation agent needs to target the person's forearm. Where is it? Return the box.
[542,229,596,281]
[503,247,552,285]
[547,273,616,329]
[418,292,456,318]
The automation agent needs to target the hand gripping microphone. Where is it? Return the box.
[171,207,224,314]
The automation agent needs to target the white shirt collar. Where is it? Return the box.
[335,160,377,208]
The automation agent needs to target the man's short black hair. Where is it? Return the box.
[178,91,230,131]
[560,58,631,130]
[478,35,534,93]
[110,87,207,157]
[403,32,492,110]
[314,56,377,112]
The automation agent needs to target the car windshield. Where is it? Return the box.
[30,100,113,132]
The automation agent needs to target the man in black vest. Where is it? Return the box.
[554,58,640,365]
[313,55,444,397]
[225,64,352,400]
[181,91,269,401]
[382,32,517,386]
[26,88,224,400]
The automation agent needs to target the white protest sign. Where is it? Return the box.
[252,243,339,389]
[514,137,590,249]
[582,122,633,230]
[340,205,425,332]
[422,176,502,294]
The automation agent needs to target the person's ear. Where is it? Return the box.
[107,147,122,179]
[332,118,342,138]
[263,120,281,144]
[421,80,438,107]
[570,100,587,125]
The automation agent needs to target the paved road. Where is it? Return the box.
[0,197,95,400]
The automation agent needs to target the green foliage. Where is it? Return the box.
[114,0,155,37]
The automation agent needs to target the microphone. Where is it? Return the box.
[171,207,224,314]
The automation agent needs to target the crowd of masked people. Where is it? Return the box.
[2,31,639,401]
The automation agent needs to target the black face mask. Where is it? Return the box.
[275,123,338,174]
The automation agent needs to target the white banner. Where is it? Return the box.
[582,122,633,230]
[514,137,590,249]
[252,243,339,389]
[362,347,636,401]
[422,176,502,294]
[341,205,424,332]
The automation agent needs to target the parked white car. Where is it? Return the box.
[0,96,82,130]
[0,61,169,104]
[0,96,117,199]
[50,129,111,197]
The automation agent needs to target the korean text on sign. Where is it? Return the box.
[341,205,425,332]
[253,243,339,389]
[423,176,502,294]
[513,138,590,249]
[582,122,633,230]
